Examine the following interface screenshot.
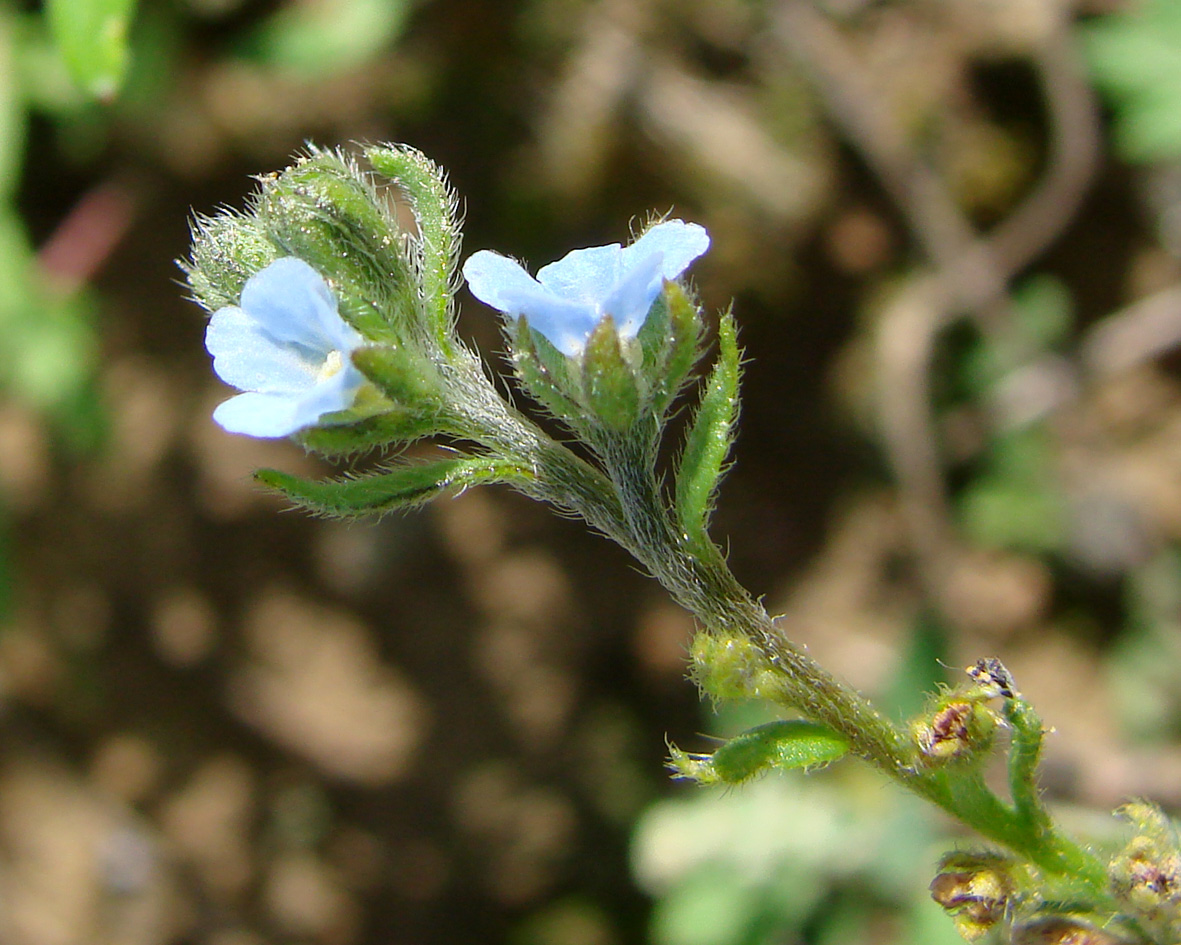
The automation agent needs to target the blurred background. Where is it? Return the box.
[5,0,1181,942]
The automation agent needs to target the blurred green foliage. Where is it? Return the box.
[1085,0,1181,162]
[241,0,412,76]
[46,0,139,99]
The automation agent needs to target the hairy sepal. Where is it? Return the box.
[674,309,740,550]
[364,144,461,350]
[638,280,704,418]
[581,317,641,432]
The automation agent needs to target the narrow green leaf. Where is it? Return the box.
[670,720,848,785]
[365,144,461,348]
[255,455,530,518]
[1004,696,1049,834]
[47,0,138,100]
[243,0,410,78]
[674,310,740,549]
[295,407,448,457]
[712,720,848,780]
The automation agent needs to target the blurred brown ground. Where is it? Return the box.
[3,1,1180,943]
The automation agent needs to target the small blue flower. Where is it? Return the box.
[462,220,710,356]
[204,257,366,438]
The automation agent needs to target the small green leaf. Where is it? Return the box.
[256,455,530,518]
[674,310,740,550]
[0,9,25,203]
[581,317,641,430]
[712,720,848,780]
[1083,1,1181,161]
[670,720,848,785]
[47,0,138,100]
[242,0,410,78]
[295,408,448,457]
[1012,275,1073,353]
[958,428,1065,553]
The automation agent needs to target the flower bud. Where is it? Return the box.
[185,145,475,451]
[911,696,998,768]
[929,852,1019,941]
[1010,917,1131,945]
[1110,802,1181,939]
[688,629,783,704]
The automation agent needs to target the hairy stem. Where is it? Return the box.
[457,367,1113,903]
[590,426,1113,902]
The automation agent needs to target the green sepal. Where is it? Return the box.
[510,317,583,422]
[581,316,641,431]
[184,212,278,313]
[639,280,704,418]
[255,455,530,518]
[257,148,416,343]
[364,144,460,349]
[352,345,444,409]
[669,720,849,785]
[47,0,138,100]
[296,408,450,457]
[674,309,740,550]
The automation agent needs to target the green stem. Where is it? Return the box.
[1006,696,1053,834]
[456,379,1114,906]
[589,429,1114,903]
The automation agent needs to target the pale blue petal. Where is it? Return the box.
[292,360,366,425]
[622,220,710,281]
[464,249,599,355]
[212,391,308,437]
[525,303,602,357]
[206,257,369,439]
[499,282,599,356]
[239,257,341,350]
[536,244,623,306]
[463,251,546,312]
[212,362,365,438]
[601,250,666,338]
[205,305,319,394]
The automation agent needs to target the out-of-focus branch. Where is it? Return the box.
[772,2,1101,608]
[773,2,980,276]
[1082,284,1181,377]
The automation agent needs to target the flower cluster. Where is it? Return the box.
[204,219,710,439]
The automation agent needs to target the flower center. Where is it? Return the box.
[317,349,346,382]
